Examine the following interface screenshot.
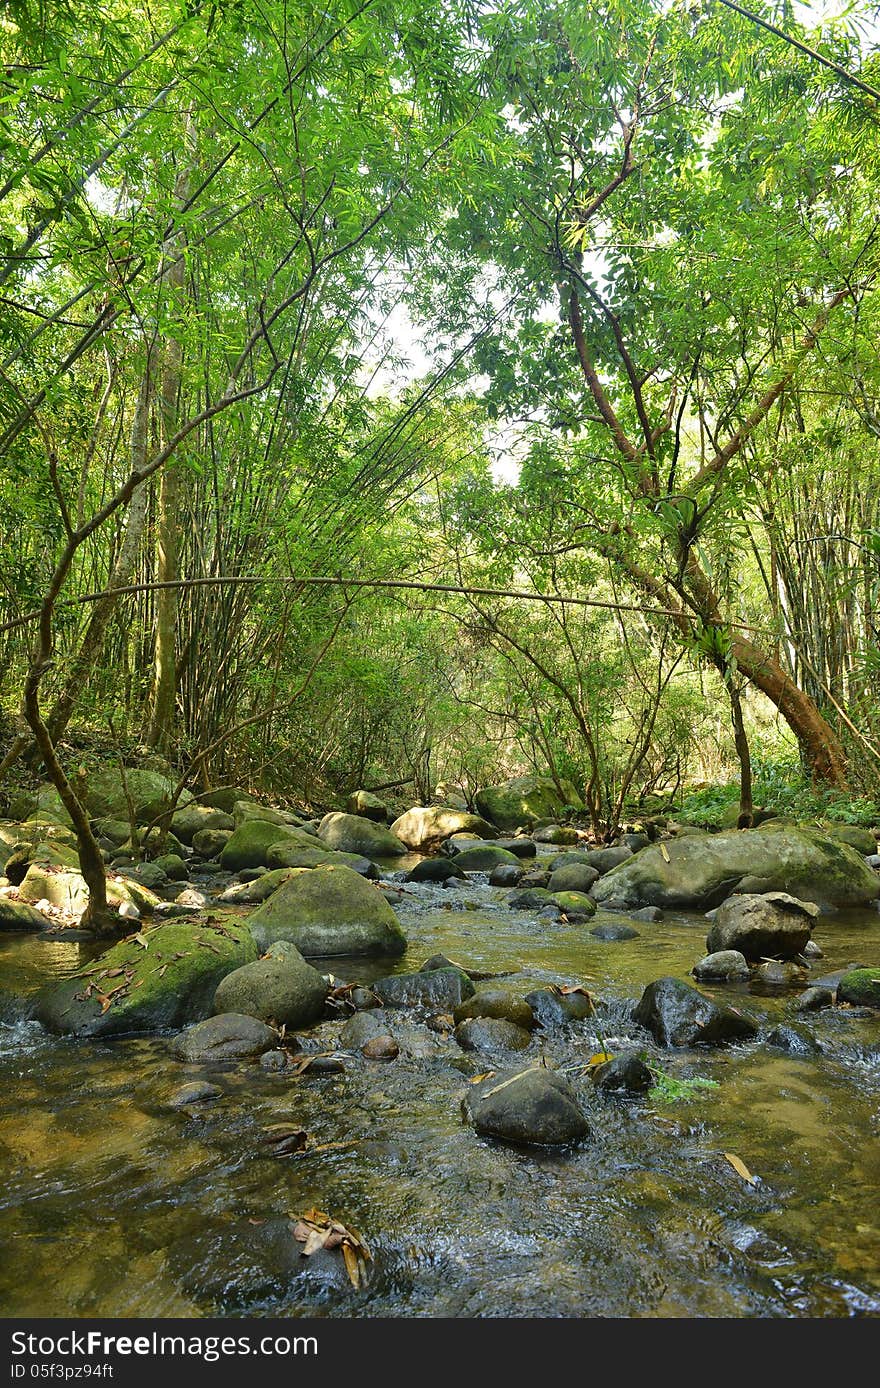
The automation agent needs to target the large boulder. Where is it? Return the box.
[231,801,304,829]
[390,806,497,849]
[83,769,192,825]
[213,947,328,1028]
[454,1017,532,1053]
[548,863,600,894]
[317,812,406,859]
[33,918,257,1037]
[633,976,759,1048]
[591,827,880,911]
[246,865,406,957]
[836,968,880,1007]
[820,823,877,856]
[706,892,818,961]
[475,774,583,832]
[219,820,322,872]
[0,897,51,931]
[463,1066,590,1146]
[18,862,160,917]
[170,804,234,845]
[453,989,534,1029]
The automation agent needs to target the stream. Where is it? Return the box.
[1,860,878,1319]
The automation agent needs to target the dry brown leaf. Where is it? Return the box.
[301,1229,326,1257]
[469,1071,495,1084]
[723,1151,758,1186]
[291,1221,313,1242]
[306,1139,359,1156]
[342,1242,361,1288]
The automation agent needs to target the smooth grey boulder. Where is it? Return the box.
[172,1013,277,1062]
[549,863,600,894]
[633,976,759,1048]
[340,1010,389,1048]
[464,1066,590,1146]
[692,950,751,982]
[706,892,818,961]
[390,806,497,848]
[591,1054,653,1096]
[373,967,474,1010]
[454,1017,531,1053]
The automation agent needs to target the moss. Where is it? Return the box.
[34,917,257,1036]
[837,968,880,1007]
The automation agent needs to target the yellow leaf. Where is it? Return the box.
[723,1151,758,1186]
[342,1242,361,1288]
[586,1051,614,1067]
[660,843,671,863]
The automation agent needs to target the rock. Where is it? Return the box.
[551,890,597,918]
[259,1049,290,1071]
[167,1217,350,1309]
[169,1081,223,1107]
[706,892,818,961]
[630,906,663,923]
[488,863,523,887]
[129,861,167,890]
[361,1035,399,1060]
[232,801,303,829]
[34,918,257,1037]
[219,869,294,904]
[693,950,751,982]
[453,989,534,1029]
[0,897,51,931]
[753,960,809,986]
[517,869,550,889]
[793,985,836,1013]
[373,968,474,1010]
[155,853,188,881]
[590,922,639,941]
[447,844,522,872]
[464,1066,589,1146]
[533,824,579,845]
[191,828,232,859]
[592,827,880,911]
[454,1017,531,1052]
[219,820,322,872]
[18,863,160,917]
[390,806,497,848]
[170,805,234,845]
[92,818,137,848]
[622,832,651,852]
[821,823,876,856]
[83,769,192,825]
[591,1054,653,1095]
[837,968,880,1007]
[340,1011,388,1047]
[510,887,554,909]
[173,1012,276,1061]
[578,846,633,874]
[317,812,406,858]
[346,790,388,822]
[765,1025,822,1056]
[524,988,594,1027]
[349,986,382,1010]
[213,950,328,1028]
[548,863,600,894]
[868,854,880,870]
[633,976,759,1047]
[475,775,584,832]
[803,939,824,958]
[196,787,247,813]
[406,858,465,883]
[265,842,377,876]
[419,953,472,974]
[492,838,537,859]
[246,865,406,957]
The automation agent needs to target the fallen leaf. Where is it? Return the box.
[132,932,149,949]
[586,1051,614,1067]
[301,1229,326,1257]
[724,1151,758,1186]
[660,843,671,863]
[342,1242,361,1288]
[469,1072,495,1084]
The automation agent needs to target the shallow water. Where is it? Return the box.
[1,872,878,1319]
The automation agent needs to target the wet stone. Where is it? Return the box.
[454,1016,532,1053]
[464,1066,590,1147]
[361,1035,399,1060]
[591,922,640,941]
[793,985,836,1013]
[591,1054,653,1096]
[524,987,593,1028]
[765,1025,822,1057]
[340,1011,389,1048]
[168,1081,223,1108]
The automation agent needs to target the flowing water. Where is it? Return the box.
[1,865,878,1319]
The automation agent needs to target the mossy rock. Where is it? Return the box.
[551,890,597,917]
[219,820,322,872]
[451,844,522,872]
[170,804,234,845]
[475,774,584,832]
[0,898,51,932]
[18,862,161,916]
[389,806,497,849]
[820,823,877,857]
[837,968,880,1007]
[591,827,880,911]
[247,865,406,957]
[83,769,193,825]
[317,812,406,859]
[33,917,257,1036]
